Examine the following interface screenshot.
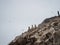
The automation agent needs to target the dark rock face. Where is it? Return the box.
[9,16,60,45]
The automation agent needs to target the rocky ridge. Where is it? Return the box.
[9,16,60,45]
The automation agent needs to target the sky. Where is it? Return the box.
[0,0,60,45]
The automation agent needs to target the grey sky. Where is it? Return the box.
[0,0,60,45]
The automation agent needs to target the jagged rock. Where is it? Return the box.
[9,16,60,45]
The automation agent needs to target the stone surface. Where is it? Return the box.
[9,16,60,45]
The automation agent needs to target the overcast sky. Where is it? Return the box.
[0,0,60,45]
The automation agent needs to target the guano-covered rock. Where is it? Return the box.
[9,16,60,45]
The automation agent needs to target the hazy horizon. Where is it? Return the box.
[0,0,60,45]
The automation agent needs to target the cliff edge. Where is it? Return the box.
[9,16,60,45]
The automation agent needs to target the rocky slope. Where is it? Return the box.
[9,16,60,45]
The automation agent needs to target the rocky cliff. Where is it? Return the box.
[9,16,60,45]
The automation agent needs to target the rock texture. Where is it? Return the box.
[9,16,60,45]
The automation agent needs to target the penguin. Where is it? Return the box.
[57,11,60,16]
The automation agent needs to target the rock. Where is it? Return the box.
[9,16,60,45]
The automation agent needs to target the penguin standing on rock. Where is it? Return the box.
[57,11,60,16]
